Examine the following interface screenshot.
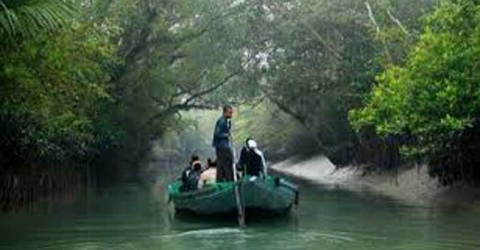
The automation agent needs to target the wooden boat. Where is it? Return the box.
[167,176,299,215]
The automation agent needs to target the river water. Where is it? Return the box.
[1,177,479,250]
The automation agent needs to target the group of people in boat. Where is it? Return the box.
[180,105,267,192]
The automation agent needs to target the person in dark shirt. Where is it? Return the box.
[212,105,234,182]
[238,138,267,177]
[180,155,203,192]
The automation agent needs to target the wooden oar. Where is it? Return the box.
[231,137,245,227]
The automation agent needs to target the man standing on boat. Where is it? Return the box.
[212,105,234,182]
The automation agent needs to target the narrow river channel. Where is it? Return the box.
[1,176,479,250]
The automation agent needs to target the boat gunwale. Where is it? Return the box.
[169,176,298,207]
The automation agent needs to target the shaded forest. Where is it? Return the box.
[1,0,480,209]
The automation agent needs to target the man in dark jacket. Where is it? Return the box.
[212,105,234,182]
[180,155,203,192]
[238,138,267,177]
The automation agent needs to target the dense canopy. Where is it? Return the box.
[1,0,480,204]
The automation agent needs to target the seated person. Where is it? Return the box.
[238,138,267,177]
[199,158,217,188]
[180,155,203,192]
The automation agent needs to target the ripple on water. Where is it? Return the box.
[159,227,243,239]
[2,181,480,250]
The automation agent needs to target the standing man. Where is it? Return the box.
[212,105,234,182]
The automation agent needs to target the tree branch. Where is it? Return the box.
[365,1,392,63]
[173,5,245,49]
[265,91,334,155]
[145,71,239,127]
[184,72,238,105]
[365,2,380,34]
[385,8,409,36]
[171,69,210,100]
[145,103,218,127]
[270,0,342,60]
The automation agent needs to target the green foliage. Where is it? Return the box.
[351,0,480,184]
[0,0,76,39]
[240,0,434,164]
[6,0,476,188]
[0,19,120,167]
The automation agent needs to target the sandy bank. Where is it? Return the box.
[272,155,480,208]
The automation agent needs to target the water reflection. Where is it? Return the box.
[0,179,479,250]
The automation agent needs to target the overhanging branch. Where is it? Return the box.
[145,71,239,127]
[385,8,409,36]
[184,72,238,105]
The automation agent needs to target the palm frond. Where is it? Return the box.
[0,0,76,39]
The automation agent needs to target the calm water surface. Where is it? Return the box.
[1,178,479,250]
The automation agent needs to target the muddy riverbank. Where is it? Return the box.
[272,155,480,209]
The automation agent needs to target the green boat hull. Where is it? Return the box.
[168,176,299,215]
